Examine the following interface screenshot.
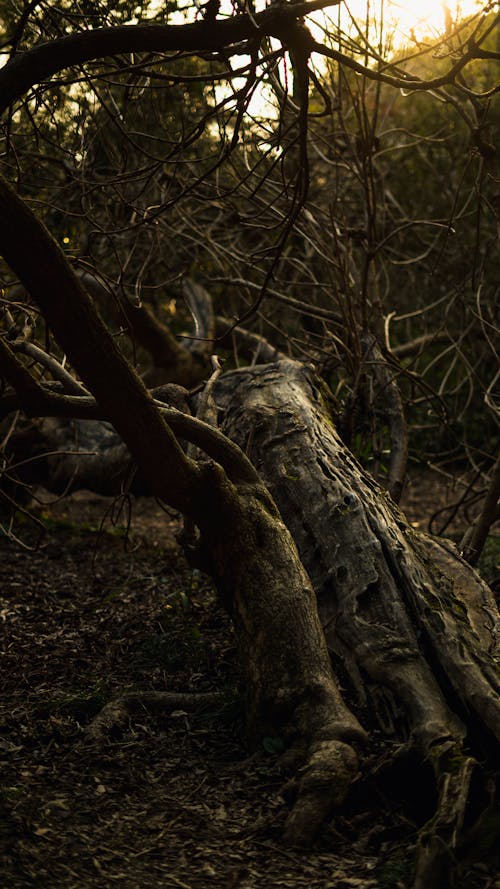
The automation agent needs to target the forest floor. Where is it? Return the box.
[0,473,498,889]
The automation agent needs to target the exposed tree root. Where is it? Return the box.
[85,691,221,743]
[414,743,476,889]
[282,739,359,847]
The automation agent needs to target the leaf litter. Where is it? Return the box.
[0,491,495,889]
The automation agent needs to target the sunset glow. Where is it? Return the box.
[341,0,485,44]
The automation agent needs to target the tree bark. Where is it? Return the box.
[191,461,367,844]
[215,360,499,885]
[2,353,499,881]
[216,361,499,743]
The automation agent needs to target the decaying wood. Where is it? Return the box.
[215,359,499,883]
[0,167,366,858]
[1,344,498,882]
[0,383,192,497]
[216,361,499,736]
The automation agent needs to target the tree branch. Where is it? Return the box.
[12,341,89,396]
[364,336,408,504]
[0,377,260,486]
[460,454,500,567]
[0,1,337,114]
[0,172,202,512]
[311,38,481,92]
[215,315,286,363]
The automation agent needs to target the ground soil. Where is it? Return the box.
[0,478,498,889]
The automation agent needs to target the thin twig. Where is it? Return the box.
[461,454,500,566]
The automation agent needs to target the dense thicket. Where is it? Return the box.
[0,3,498,887]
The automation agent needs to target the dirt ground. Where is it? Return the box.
[0,478,498,889]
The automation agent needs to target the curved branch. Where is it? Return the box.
[0,1,337,114]
[155,403,260,484]
[215,315,286,363]
[1,0,483,118]
[0,335,46,401]
[311,38,479,92]
[0,378,260,485]
[12,341,89,396]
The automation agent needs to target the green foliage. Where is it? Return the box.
[262,735,285,754]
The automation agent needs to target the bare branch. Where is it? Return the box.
[12,341,89,396]
[311,34,489,93]
[215,316,286,363]
[0,171,202,510]
[0,2,338,114]
[461,454,500,566]
[364,336,408,504]
[0,377,260,486]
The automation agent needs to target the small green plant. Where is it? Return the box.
[35,512,126,539]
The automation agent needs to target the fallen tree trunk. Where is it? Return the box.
[217,361,499,739]
[4,362,499,745]
[1,358,499,886]
[0,384,192,500]
[215,360,499,887]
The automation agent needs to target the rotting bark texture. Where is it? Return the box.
[216,361,499,740]
[216,359,499,886]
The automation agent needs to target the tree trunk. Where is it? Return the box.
[216,361,499,740]
[0,172,365,861]
[190,461,368,845]
[215,360,499,886]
